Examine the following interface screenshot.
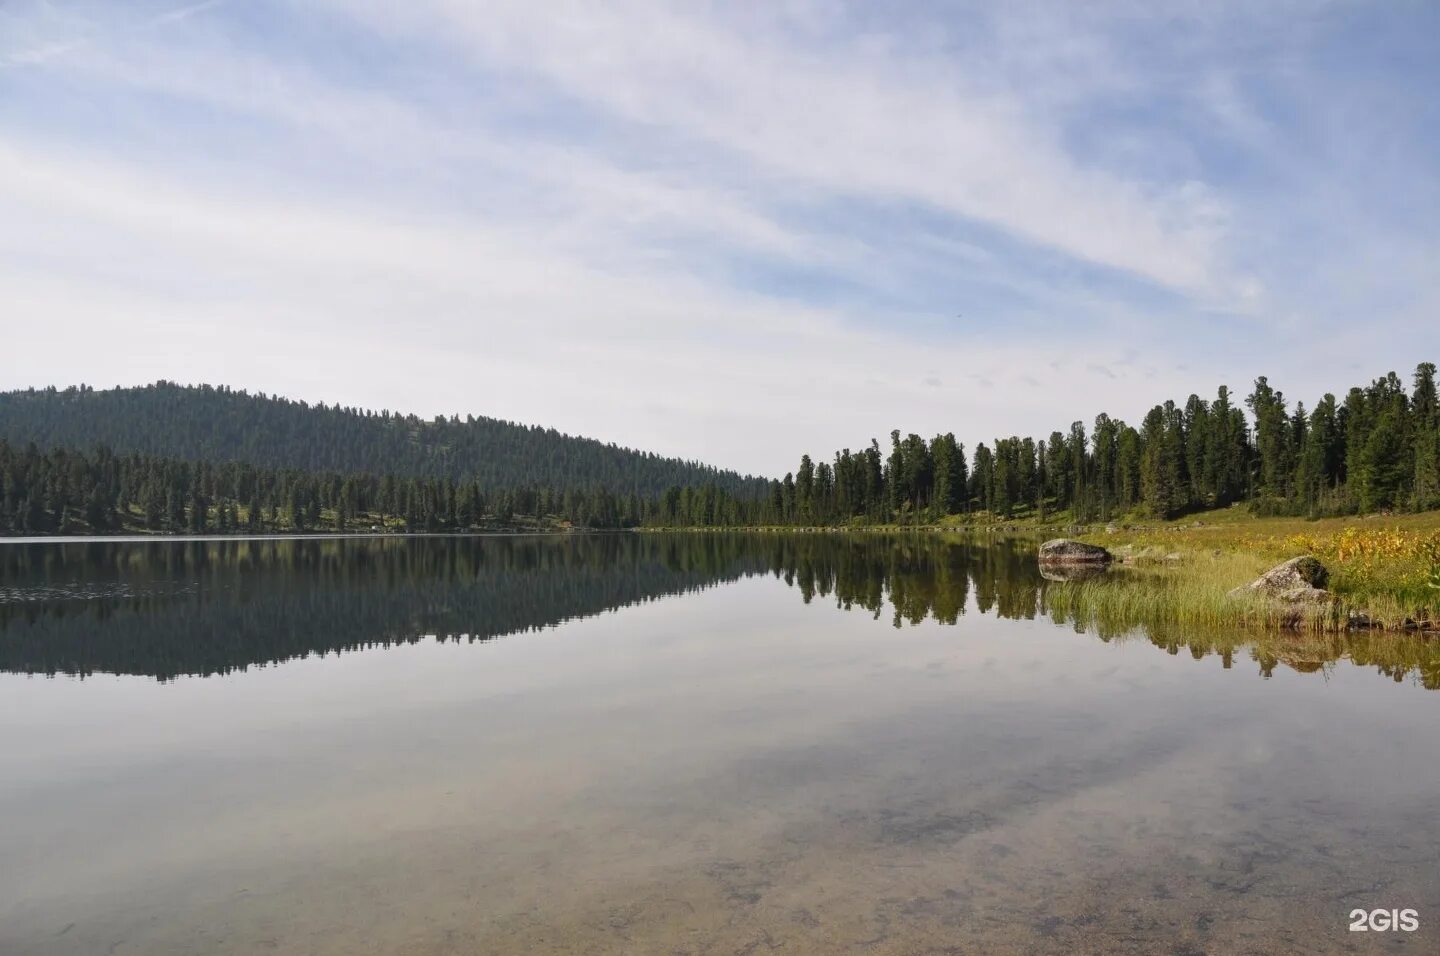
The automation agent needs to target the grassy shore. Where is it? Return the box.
[39,501,1440,631]
[644,506,1440,631]
[1061,508,1440,632]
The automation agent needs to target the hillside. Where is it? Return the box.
[0,383,767,497]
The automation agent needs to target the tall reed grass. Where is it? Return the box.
[1079,515,1440,629]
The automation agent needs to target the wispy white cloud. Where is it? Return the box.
[325,0,1239,298]
[0,0,1437,474]
[148,0,228,28]
[0,138,1227,470]
[1,37,89,67]
[1,0,228,67]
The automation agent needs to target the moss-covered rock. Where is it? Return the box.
[1038,539,1113,565]
[1227,555,1329,598]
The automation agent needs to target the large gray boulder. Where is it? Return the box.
[1229,556,1337,628]
[1227,556,1329,599]
[1038,539,1113,565]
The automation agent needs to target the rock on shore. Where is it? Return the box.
[1229,556,1338,627]
[1227,555,1329,599]
[1038,539,1113,565]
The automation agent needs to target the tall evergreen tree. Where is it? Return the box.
[1412,363,1440,510]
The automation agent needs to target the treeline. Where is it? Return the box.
[6,364,1437,534]
[0,441,661,534]
[0,382,766,497]
[653,363,1440,525]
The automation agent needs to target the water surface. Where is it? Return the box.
[1,534,1437,954]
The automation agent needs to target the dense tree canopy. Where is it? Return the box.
[4,364,1439,535]
[653,363,1440,526]
[0,382,765,498]
[0,441,654,534]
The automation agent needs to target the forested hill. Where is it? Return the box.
[0,383,766,497]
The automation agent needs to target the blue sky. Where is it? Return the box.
[2,0,1437,476]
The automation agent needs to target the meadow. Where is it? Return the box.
[1062,508,1440,632]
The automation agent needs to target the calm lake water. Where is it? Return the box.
[2,534,1437,955]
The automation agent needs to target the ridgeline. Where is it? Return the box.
[0,382,765,498]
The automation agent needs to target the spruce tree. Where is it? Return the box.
[1412,363,1439,510]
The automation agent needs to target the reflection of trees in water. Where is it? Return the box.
[1143,627,1440,690]
[764,535,1440,688]
[763,534,1041,627]
[0,535,774,681]
[2,534,1436,688]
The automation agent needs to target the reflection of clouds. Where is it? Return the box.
[6,533,1440,955]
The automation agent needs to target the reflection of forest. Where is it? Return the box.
[0,535,772,681]
[2,534,1436,688]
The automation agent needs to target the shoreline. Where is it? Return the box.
[7,515,1437,634]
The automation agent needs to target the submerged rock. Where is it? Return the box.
[1347,610,1377,630]
[1038,539,1113,565]
[1227,555,1329,599]
[1040,563,1109,583]
[1273,586,1339,628]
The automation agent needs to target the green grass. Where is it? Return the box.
[648,505,1440,629]
[1070,508,1440,630]
[1039,551,1337,633]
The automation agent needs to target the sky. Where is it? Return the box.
[1,1,1438,478]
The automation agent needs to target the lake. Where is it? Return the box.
[1,534,1437,954]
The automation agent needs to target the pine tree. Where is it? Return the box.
[1412,363,1439,511]
[188,487,207,533]
[1116,425,1142,510]
[1182,395,1209,507]
[1091,414,1118,520]
[930,434,960,516]
[1298,395,1340,514]
[814,461,834,523]
[796,454,815,523]
[1206,385,1247,505]
[887,432,907,517]
[1247,376,1292,501]
[1139,405,1182,518]
[971,443,994,515]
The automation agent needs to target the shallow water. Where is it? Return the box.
[1,534,1437,954]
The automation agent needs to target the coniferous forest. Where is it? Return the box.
[656,362,1440,526]
[0,442,655,534]
[0,382,766,496]
[0,364,1437,534]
